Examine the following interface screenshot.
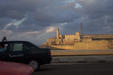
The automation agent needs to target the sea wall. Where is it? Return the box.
[51,40,111,50]
[73,40,109,50]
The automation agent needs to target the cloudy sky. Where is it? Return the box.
[0,0,113,46]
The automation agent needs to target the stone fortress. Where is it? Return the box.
[42,27,113,50]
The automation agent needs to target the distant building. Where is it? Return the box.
[42,28,113,50]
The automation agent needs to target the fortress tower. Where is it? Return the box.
[56,27,60,44]
[56,27,59,40]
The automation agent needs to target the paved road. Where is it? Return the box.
[32,63,113,75]
[52,55,113,63]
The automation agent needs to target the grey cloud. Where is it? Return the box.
[0,0,113,45]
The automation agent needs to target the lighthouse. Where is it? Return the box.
[56,27,60,44]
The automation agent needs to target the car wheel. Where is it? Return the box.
[29,60,40,71]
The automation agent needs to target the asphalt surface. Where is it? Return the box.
[32,63,113,75]
[52,55,113,63]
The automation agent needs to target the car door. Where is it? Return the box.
[0,43,9,61]
[9,42,25,63]
[23,42,37,59]
[23,42,40,61]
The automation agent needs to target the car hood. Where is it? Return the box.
[0,61,33,75]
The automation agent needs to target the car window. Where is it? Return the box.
[0,44,8,52]
[24,42,39,51]
[13,43,23,51]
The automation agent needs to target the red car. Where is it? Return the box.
[0,61,33,75]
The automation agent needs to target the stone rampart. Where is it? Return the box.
[51,40,110,50]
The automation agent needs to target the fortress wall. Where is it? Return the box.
[82,34,113,39]
[74,40,109,50]
[51,40,110,50]
[108,40,113,49]
[64,32,80,41]
[64,35,75,40]
[51,45,74,50]
[63,40,75,44]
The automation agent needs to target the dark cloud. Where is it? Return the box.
[0,0,113,45]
